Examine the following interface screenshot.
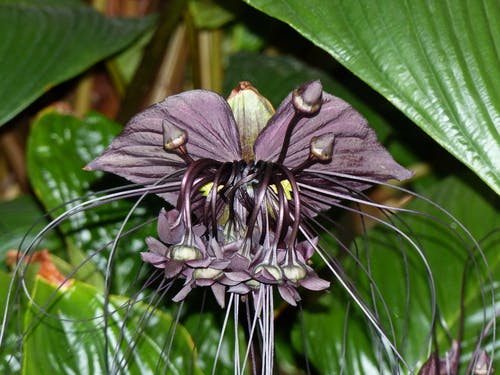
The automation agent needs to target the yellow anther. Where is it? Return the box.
[269,180,295,200]
[200,182,224,197]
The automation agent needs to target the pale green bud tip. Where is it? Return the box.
[170,244,202,261]
[282,264,307,282]
[292,80,323,114]
[163,120,187,151]
[310,132,335,161]
[193,267,222,280]
[254,263,283,281]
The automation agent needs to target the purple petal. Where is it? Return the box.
[254,89,413,183]
[172,283,193,302]
[86,90,242,205]
[195,279,215,287]
[164,261,183,278]
[277,285,299,306]
[254,267,280,283]
[229,253,251,270]
[140,252,166,268]
[145,237,168,256]
[158,208,184,244]
[186,257,211,268]
[211,283,226,308]
[222,240,244,253]
[296,237,318,260]
[210,259,231,269]
[228,284,251,294]
[224,271,251,283]
[300,275,330,291]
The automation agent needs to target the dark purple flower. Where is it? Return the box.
[87,80,413,374]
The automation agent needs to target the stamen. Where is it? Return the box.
[203,162,232,236]
[244,162,273,242]
[270,173,290,245]
[275,164,302,245]
[178,158,220,229]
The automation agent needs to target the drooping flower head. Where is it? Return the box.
[85,80,413,372]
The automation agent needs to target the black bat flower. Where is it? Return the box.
[85,80,414,373]
[2,80,494,375]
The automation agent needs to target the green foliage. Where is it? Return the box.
[23,277,201,375]
[0,196,62,265]
[293,176,499,372]
[27,111,159,293]
[245,0,500,194]
[0,0,154,126]
[1,0,498,373]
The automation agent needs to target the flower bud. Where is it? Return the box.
[254,263,283,281]
[292,80,323,114]
[474,350,493,375]
[310,132,335,161]
[163,120,187,151]
[170,244,202,261]
[193,267,223,280]
[282,264,307,282]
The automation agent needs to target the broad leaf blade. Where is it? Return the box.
[0,0,154,126]
[294,176,499,373]
[0,195,63,266]
[23,277,202,374]
[27,111,158,294]
[244,0,500,194]
[0,271,22,374]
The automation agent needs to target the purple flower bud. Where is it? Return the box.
[310,132,335,161]
[162,119,187,151]
[292,80,323,114]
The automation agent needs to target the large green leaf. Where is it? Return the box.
[23,277,202,375]
[27,111,159,294]
[0,271,22,374]
[293,176,499,373]
[0,0,153,126]
[0,195,63,267]
[244,0,500,194]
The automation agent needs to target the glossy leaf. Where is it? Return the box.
[23,277,202,375]
[27,111,159,294]
[0,195,63,267]
[294,176,499,373]
[244,0,500,194]
[0,271,22,374]
[0,0,153,126]
[291,291,385,374]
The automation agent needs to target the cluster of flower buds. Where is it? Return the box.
[141,208,330,307]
